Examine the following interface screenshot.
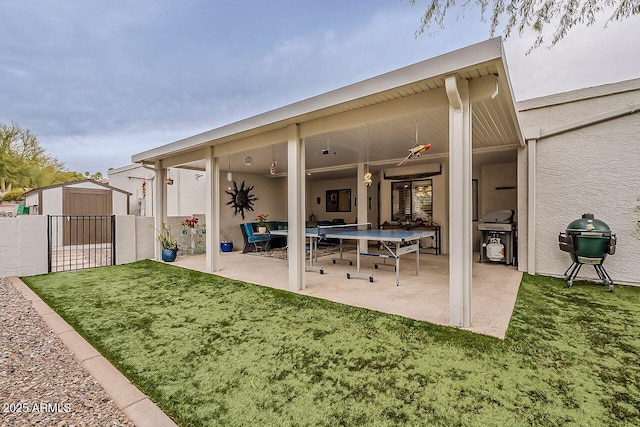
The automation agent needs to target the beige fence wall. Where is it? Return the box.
[0,215,155,278]
[0,216,48,277]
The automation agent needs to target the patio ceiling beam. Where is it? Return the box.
[160,148,210,169]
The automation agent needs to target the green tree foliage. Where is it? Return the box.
[1,188,26,202]
[410,0,640,49]
[0,122,85,195]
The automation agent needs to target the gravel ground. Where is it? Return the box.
[0,278,135,426]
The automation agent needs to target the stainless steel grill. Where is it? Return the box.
[478,209,517,265]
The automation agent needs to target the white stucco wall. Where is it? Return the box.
[165,168,207,217]
[308,177,359,224]
[0,216,48,277]
[479,162,518,220]
[112,191,129,215]
[533,115,640,284]
[517,146,529,272]
[108,164,154,216]
[518,81,640,284]
[135,216,155,260]
[115,215,136,264]
[219,172,288,249]
[0,219,20,277]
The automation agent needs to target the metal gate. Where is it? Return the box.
[48,215,116,272]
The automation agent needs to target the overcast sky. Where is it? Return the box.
[2,1,639,175]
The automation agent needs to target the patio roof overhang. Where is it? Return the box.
[136,37,526,330]
[131,38,524,175]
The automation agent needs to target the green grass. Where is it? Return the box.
[22,260,640,426]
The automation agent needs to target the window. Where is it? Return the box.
[391,180,432,222]
[326,189,351,212]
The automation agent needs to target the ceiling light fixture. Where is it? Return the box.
[363,125,372,186]
[270,146,277,175]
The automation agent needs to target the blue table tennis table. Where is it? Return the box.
[270,223,435,286]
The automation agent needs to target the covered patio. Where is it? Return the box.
[132,38,525,331]
[172,250,522,338]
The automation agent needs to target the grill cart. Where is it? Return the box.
[478,209,517,265]
[558,213,616,291]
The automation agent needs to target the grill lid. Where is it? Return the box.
[566,213,611,234]
[482,209,515,224]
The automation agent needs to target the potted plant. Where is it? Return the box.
[155,222,178,262]
[181,216,199,234]
[256,213,269,233]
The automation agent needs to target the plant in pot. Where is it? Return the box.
[155,222,178,262]
[181,216,199,234]
[256,213,269,234]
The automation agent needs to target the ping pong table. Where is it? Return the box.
[270,223,435,286]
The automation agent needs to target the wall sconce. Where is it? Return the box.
[165,178,174,185]
[316,197,321,205]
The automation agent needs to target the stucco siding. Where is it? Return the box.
[219,172,288,248]
[135,216,155,260]
[516,146,529,272]
[166,168,207,217]
[112,191,129,215]
[0,216,48,277]
[115,215,136,264]
[479,162,517,220]
[108,165,154,216]
[518,81,640,132]
[534,114,640,284]
[0,219,20,277]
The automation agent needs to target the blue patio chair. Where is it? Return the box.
[241,223,271,253]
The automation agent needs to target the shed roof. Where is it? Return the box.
[22,179,132,198]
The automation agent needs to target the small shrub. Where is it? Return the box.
[2,188,25,202]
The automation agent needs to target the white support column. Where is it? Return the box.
[357,163,368,246]
[287,124,305,291]
[446,75,472,328]
[527,139,537,276]
[205,147,221,272]
[153,160,166,260]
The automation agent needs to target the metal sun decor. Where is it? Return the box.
[226,180,258,219]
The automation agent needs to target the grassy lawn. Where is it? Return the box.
[22,260,640,426]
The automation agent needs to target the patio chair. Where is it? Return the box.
[240,223,271,253]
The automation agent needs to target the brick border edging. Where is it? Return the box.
[7,276,177,427]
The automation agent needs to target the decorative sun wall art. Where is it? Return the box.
[225,180,258,219]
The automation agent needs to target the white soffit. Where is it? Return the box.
[132,37,522,164]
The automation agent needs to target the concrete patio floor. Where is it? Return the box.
[172,249,522,339]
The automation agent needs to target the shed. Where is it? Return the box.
[23,179,131,216]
